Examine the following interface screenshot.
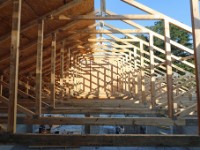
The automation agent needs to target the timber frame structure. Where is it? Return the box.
[0,0,200,147]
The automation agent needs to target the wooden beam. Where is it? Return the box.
[134,48,139,98]
[191,0,200,135]
[23,117,186,126]
[100,0,106,14]
[50,33,56,108]
[35,19,44,116]
[67,29,146,34]
[164,20,174,118]
[140,43,146,104]
[8,0,22,133]
[149,34,156,107]
[1,134,200,147]
[0,75,3,96]
[57,100,145,108]
[56,14,163,20]
[60,41,65,100]
[47,107,164,115]
[88,38,141,42]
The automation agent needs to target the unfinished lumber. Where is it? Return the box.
[8,0,22,133]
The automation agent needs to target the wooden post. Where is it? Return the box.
[111,65,113,95]
[35,19,44,116]
[8,0,22,133]
[68,48,71,100]
[97,71,100,96]
[51,33,56,108]
[90,60,92,92]
[100,0,106,15]
[25,80,29,94]
[0,75,3,95]
[140,42,146,104]
[191,0,200,135]
[116,61,119,92]
[85,114,90,134]
[128,52,132,94]
[164,19,174,118]
[60,41,65,100]
[134,48,139,98]
[149,34,156,107]
[104,68,106,92]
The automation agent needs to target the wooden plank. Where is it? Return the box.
[100,0,106,14]
[60,41,65,100]
[140,43,146,103]
[47,107,164,115]
[56,14,163,20]
[191,0,200,135]
[134,48,139,98]
[50,33,56,108]
[88,38,141,42]
[56,100,145,108]
[164,20,174,118]
[23,117,185,126]
[67,29,146,34]
[0,75,2,96]
[149,34,156,107]
[1,134,200,147]
[90,60,92,92]
[35,19,44,116]
[8,0,22,134]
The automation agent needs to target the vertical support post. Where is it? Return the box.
[97,71,100,96]
[116,61,119,92]
[104,68,106,91]
[68,48,71,100]
[25,80,29,94]
[149,34,156,107]
[191,0,200,135]
[134,48,138,98]
[128,52,132,94]
[111,65,113,95]
[164,19,174,118]
[35,19,44,116]
[85,114,90,134]
[100,0,106,15]
[90,59,92,92]
[140,42,146,103]
[8,0,22,133]
[0,75,3,95]
[60,41,65,100]
[51,33,56,108]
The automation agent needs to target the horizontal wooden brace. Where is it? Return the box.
[46,107,165,115]
[53,14,163,20]
[0,134,200,146]
[56,100,146,108]
[22,117,190,126]
[65,29,147,34]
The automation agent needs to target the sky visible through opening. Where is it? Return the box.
[94,0,192,28]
